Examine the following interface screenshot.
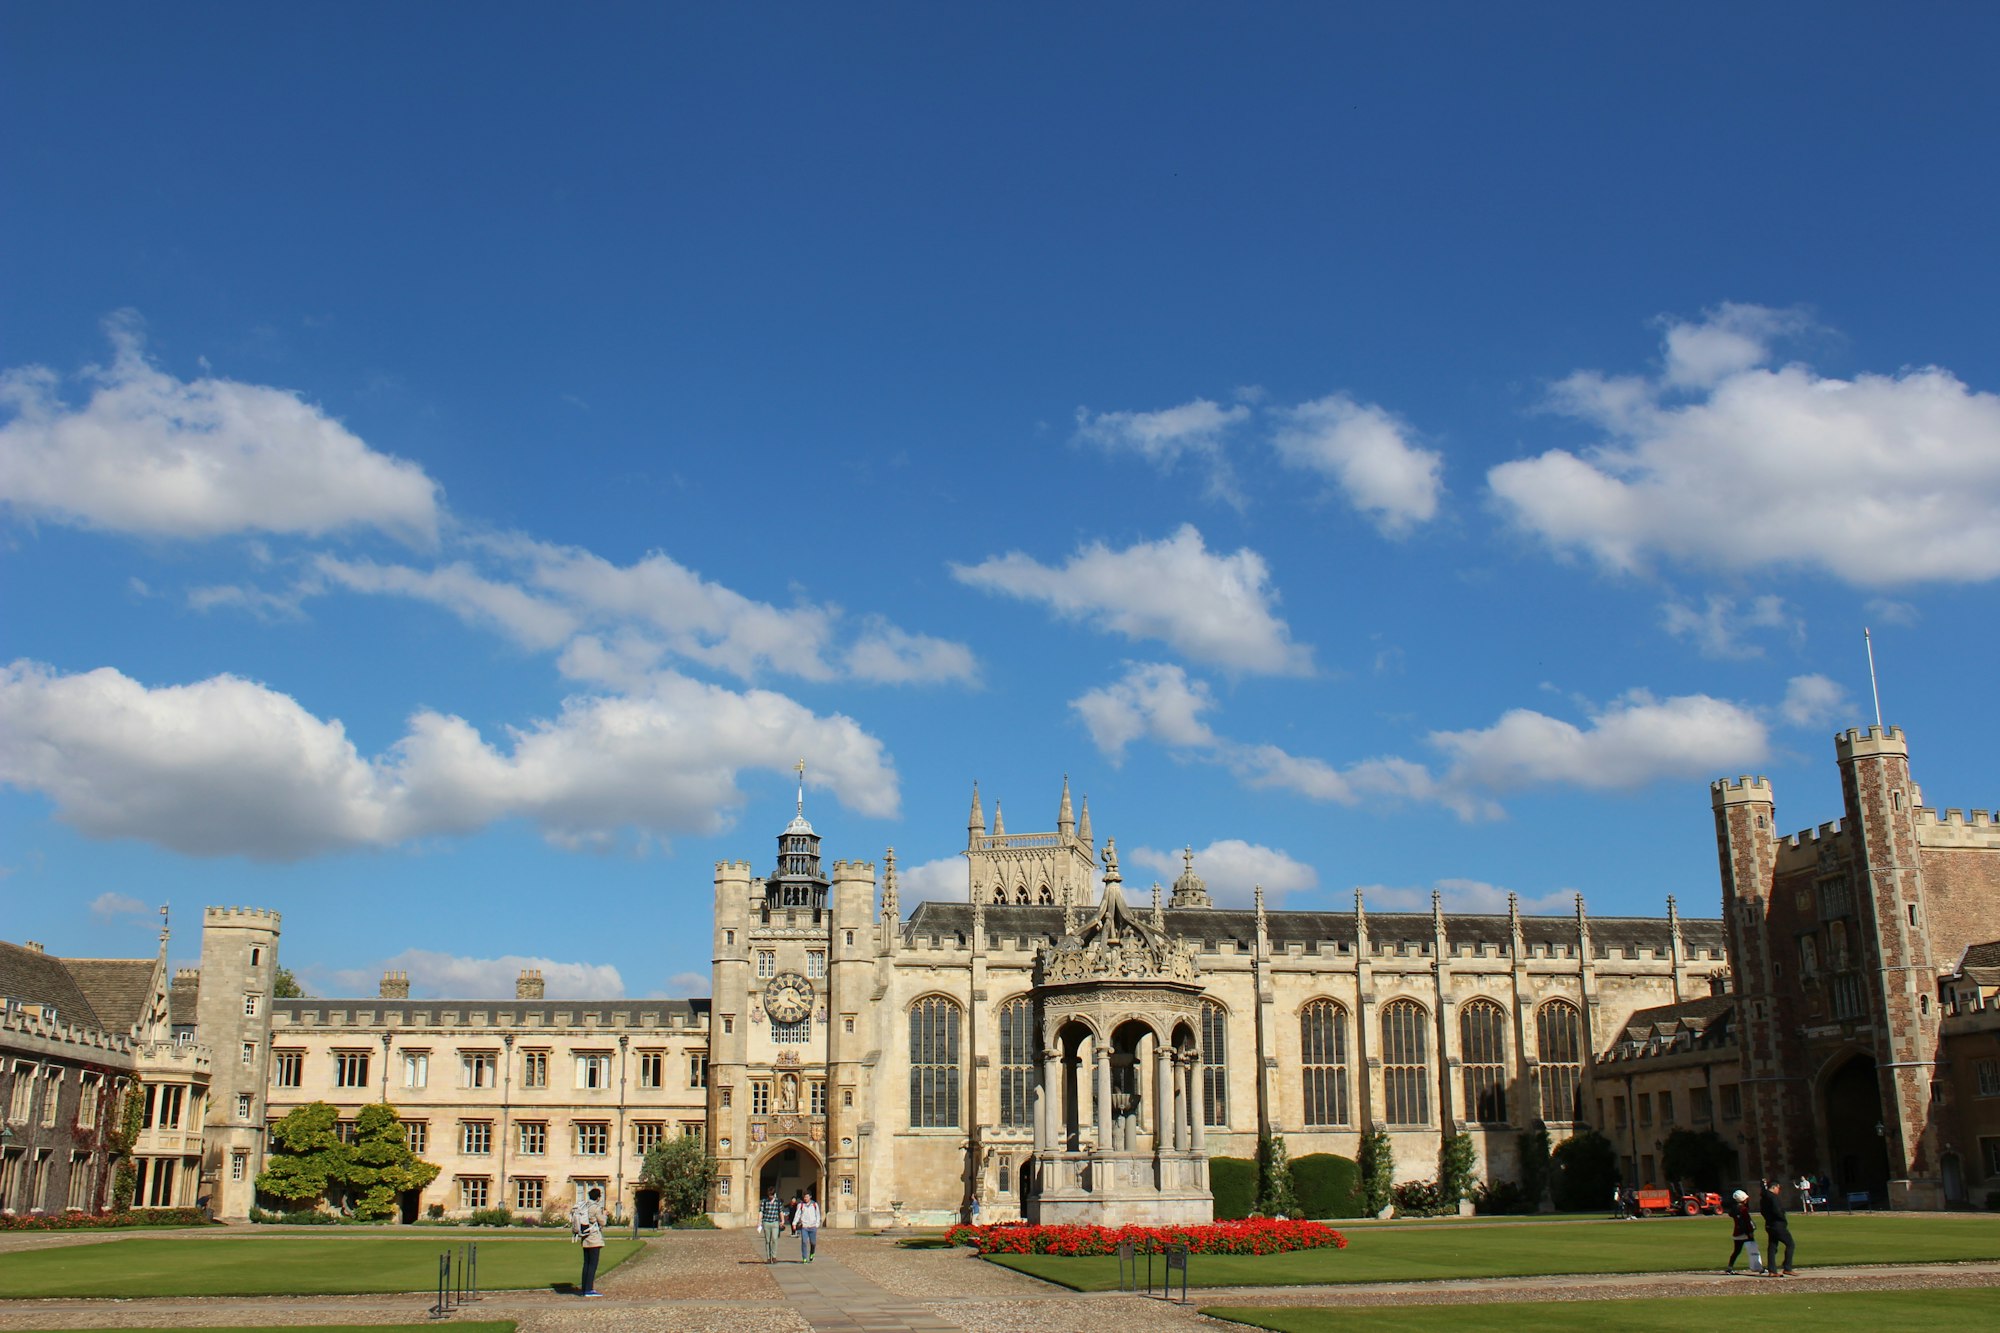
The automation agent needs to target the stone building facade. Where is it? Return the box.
[0,929,210,1217]
[1716,725,2000,1209]
[701,778,1722,1228]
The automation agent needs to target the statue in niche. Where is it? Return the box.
[778,1072,799,1112]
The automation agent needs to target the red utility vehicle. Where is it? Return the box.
[1630,1188,1724,1216]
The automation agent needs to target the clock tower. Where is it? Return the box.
[708,766,873,1224]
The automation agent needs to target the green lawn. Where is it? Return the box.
[1204,1288,2000,1331]
[0,1235,640,1298]
[989,1213,2000,1291]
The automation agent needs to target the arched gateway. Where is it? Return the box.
[1027,842,1214,1226]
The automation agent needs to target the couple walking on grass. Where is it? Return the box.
[761,1184,823,1263]
[1724,1179,1798,1277]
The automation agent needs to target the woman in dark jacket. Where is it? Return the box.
[1725,1189,1762,1274]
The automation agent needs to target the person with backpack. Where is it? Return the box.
[1760,1178,1797,1275]
[569,1186,607,1297]
[1724,1189,1762,1274]
[794,1187,822,1263]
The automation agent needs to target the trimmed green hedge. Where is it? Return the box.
[1292,1154,1364,1219]
[1212,1156,1256,1219]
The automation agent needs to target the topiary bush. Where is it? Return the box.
[1358,1127,1395,1216]
[1549,1128,1621,1212]
[1210,1156,1256,1220]
[1291,1154,1364,1219]
[1255,1134,1301,1219]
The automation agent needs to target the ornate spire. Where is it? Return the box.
[882,847,900,920]
[1058,774,1075,837]
[1078,795,1092,845]
[1035,835,1198,986]
[1151,879,1164,932]
[968,783,985,841]
[993,800,1005,836]
[1169,844,1213,909]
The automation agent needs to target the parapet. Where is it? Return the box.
[1836,725,1908,761]
[203,905,282,927]
[830,860,877,878]
[1711,776,1774,808]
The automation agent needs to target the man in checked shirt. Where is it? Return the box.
[759,1184,785,1263]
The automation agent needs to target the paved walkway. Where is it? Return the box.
[768,1247,962,1333]
[2,1227,1998,1331]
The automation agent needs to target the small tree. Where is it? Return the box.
[1661,1127,1736,1192]
[273,967,306,999]
[347,1103,440,1220]
[1254,1133,1300,1217]
[257,1101,349,1209]
[1439,1131,1477,1206]
[1549,1128,1621,1212]
[639,1133,718,1222]
[1518,1124,1552,1211]
[1358,1126,1395,1216]
[107,1078,144,1211]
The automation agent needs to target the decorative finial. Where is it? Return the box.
[993,800,1005,837]
[1058,774,1075,834]
[795,758,807,817]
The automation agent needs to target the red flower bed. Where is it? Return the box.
[0,1208,210,1231]
[945,1217,1346,1257]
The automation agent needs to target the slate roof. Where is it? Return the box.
[904,900,1722,958]
[0,941,104,1028]
[169,972,202,1027]
[272,997,710,1026]
[62,959,159,1033]
[1955,939,2000,985]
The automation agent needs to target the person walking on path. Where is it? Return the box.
[1724,1189,1763,1274]
[1761,1178,1797,1276]
[759,1185,785,1264]
[569,1186,607,1297]
[795,1188,823,1263]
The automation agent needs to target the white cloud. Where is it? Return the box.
[1129,839,1317,907]
[1490,304,2000,586]
[1071,662,1218,761]
[1659,593,1799,659]
[896,855,967,905]
[0,659,898,860]
[323,949,624,1000]
[0,315,440,543]
[661,971,709,997]
[1074,398,1249,505]
[90,891,152,922]
[302,536,979,688]
[844,622,982,686]
[953,525,1312,675]
[1271,394,1444,535]
[1358,878,1575,915]
[1866,600,1921,628]
[1430,689,1769,794]
[1779,673,1852,729]
[316,556,579,651]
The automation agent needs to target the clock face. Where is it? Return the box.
[763,971,814,1024]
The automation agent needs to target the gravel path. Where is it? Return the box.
[1,1228,1995,1331]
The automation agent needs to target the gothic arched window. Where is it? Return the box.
[1300,999,1350,1127]
[1038,883,1054,905]
[992,884,1008,905]
[1537,1000,1584,1123]
[1459,999,1508,1124]
[1200,1000,1229,1127]
[1015,883,1029,905]
[1380,999,1431,1125]
[997,997,1036,1128]
[909,996,962,1128]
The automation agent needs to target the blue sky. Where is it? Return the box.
[5,6,1999,1000]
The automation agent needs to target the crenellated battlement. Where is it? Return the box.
[1917,807,1996,829]
[1711,776,1774,807]
[830,860,877,877]
[1,1008,134,1053]
[714,860,753,872]
[204,905,281,926]
[1836,725,1908,760]
[1784,819,1845,848]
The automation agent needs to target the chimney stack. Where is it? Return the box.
[517,968,545,1000]
[379,970,410,999]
